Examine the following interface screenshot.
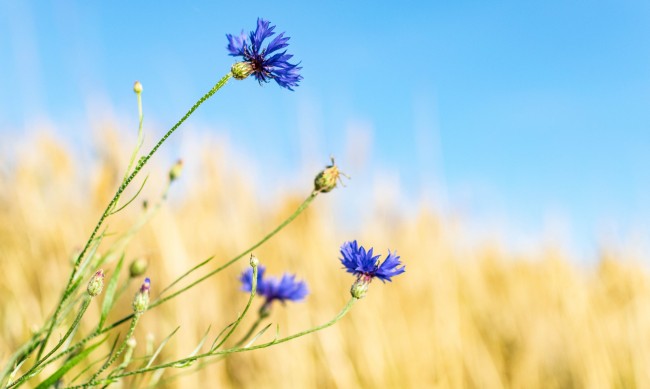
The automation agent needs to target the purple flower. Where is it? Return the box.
[226,18,302,90]
[340,240,405,283]
[240,265,308,306]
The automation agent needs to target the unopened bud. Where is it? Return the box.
[133,81,143,94]
[249,254,259,268]
[350,275,371,299]
[129,258,148,278]
[314,157,348,193]
[87,269,105,297]
[231,62,254,80]
[169,159,183,182]
[132,277,151,313]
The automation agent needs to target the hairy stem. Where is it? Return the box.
[85,314,141,386]
[35,72,232,361]
[67,298,356,387]
[36,190,319,376]
[9,297,92,388]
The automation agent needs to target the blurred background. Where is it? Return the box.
[2,1,650,388]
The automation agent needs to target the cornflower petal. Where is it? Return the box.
[239,265,308,305]
[226,31,247,56]
[226,18,302,90]
[339,241,405,283]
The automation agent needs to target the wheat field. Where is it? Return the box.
[1,128,650,388]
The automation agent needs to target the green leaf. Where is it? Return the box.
[210,322,235,352]
[244,323,273,348]
[109,175,150,216]
[145,327,180,369]
[173,326,211,368]
[35,337,107,389]
[157,256,214,298]
[99,254,125,329]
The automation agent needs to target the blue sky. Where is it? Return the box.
[1,1,650,257]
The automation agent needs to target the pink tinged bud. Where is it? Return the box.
[87,269,105,297]
[133,277,151,313]
[350,275,371,299]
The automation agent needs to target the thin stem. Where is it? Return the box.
[43,190,318,373]
[150,192,318,309]
[233,314,264,348]
[9,297,93,388]
[85,314,141,386]
[213,264,258,350]
[75,298,356,386]
[36,72,232,360]
[120,85,145,188]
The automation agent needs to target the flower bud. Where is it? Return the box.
[231,62,254,80]
[132,277,151,313]
[169,159,183,182]
[87,269,105,297]
[133,81,143,94]
[314,157,347,193]
[249,254,259,268]
[350,275,371,299]
[129,258,148,278]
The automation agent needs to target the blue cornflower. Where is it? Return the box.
[226,18,302,90]
[340,240,405,298]
[240,265,308,315]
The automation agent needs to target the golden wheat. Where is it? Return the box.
[1,129,650,388]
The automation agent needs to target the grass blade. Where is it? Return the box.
[145,327,180,369]
[157,256,214,298]
[99,254,125,329]
[34,336,107,389]
[173,326,211,368]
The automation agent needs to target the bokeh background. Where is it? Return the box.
[2,1,650,388]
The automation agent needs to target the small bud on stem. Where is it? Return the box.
[250,254,259,268]
[133,81,143,94]
[314,156,348,193]
[132,278,151,313]
[129,258,148,278]
[87,269,105,297]
[169,159,184,182]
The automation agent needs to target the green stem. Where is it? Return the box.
[42,190,318,374]
[85,314,141,386]
[9,297,93,388]
[36,72,232,361]
[212,264,258,350]
[150,192,318,309]
[67,298,356,387]
[119,85,145,189]
[233,314,264,348]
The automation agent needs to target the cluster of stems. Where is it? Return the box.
[1,69,354,389]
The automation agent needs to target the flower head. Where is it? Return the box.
[340,241,405,298]
[87,269,105,297]
[313,156,348,193]
[240,265,308,312]
[226,18,302,90]
[132,277,151,313]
